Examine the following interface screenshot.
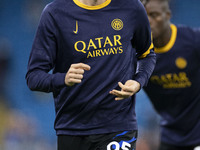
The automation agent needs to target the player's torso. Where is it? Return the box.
[51,0,141,132]
[51,0,139,106]
[144,24,200,145]
[145,25,200,117]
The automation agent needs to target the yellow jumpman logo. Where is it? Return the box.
[73,21,78,34]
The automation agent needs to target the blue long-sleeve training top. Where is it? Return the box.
[26,0,156,135]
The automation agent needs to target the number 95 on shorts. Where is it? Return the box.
[99,130,137,150]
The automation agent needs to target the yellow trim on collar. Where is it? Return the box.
[154,24,177,53]
[73,0,111,10]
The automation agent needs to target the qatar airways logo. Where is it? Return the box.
[150,72,191,88]
[74,35,124,58]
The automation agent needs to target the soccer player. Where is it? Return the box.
[26,0,156,149]
[142,0,200,150]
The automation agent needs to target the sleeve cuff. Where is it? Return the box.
[134,73,148,89]
[52,73,66,89]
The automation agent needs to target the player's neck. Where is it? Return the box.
[78,0,107,6]
[153,25,172,48]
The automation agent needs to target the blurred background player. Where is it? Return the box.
[141,0,200,150]
[26,0,156,149]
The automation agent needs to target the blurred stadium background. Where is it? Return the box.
[0,0,199,149]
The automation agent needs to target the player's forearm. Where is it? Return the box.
[134,50,156,88]
[26,70,66,93]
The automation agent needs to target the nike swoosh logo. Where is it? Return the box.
[73,20,78,34]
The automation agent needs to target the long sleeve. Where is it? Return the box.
[134,49,156,88]
[132,1,156,88]
[26,5,66,93]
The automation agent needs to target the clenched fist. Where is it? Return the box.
[65,63,91,86]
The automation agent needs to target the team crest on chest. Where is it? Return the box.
[111,19,123,31]
[175,57,187,69]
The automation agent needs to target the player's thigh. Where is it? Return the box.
[97,130,137,150]
[57,135,91,150]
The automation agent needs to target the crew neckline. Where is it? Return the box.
[73,0,111,10]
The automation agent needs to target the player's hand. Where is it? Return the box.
[65,63,91,86]
[109,80,141,100]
